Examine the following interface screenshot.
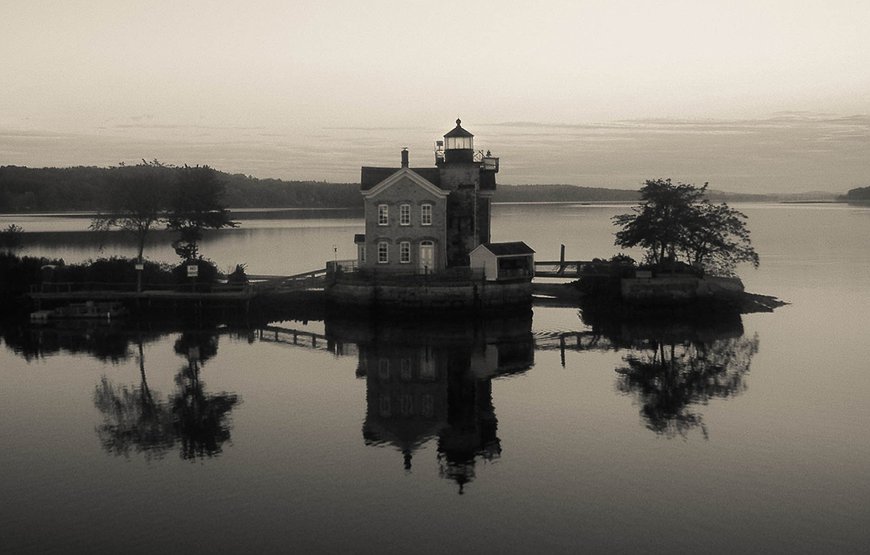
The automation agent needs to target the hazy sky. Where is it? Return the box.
[1,0,868,192]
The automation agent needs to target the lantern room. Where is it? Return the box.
[442,119,474,163]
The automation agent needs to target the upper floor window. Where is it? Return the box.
[399,241,411,264]
[399,204,411,226]
[378,204,389,226]
[421,203,433,226]
[378,241,389,263]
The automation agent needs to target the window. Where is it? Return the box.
[358,244,365,264]
[378,241,389,263]
[399,204,411,226]
[421,394,434,417]
[378,204,389,226]
[401,394,413,416]
[379,395,391,417]
[400,358,412,380]
[421,203,432,226]
[420,347,436,380]
[378,358,390,380]
[399,241,411,264]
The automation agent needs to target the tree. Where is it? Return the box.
[680,201,759,275]
[613,178,759,275]
[0,224,24,252]
[166,165,237,261]
[90,161,172,260]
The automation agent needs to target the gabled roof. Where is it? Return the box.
[473,242,536,256]
[362,167,448,200]
[361,166,441,191]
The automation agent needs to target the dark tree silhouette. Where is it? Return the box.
[166,166,237,261]
[90,161,173,261]
[0,224,24,252]
[614,178,759,275]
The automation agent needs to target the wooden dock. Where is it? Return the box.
[534,260,612,278]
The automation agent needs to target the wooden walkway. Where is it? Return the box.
[256,324,357,357]
[27,267,330,305]
[534,260,610,278]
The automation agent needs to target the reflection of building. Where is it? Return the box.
[327,314,534,493]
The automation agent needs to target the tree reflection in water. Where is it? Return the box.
[93,336,174,459]
[94,330,240,460]
[327,313,534,494]
[579,302,760,438]
[615,334,759,438]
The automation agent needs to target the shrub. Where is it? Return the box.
[171,258,220,290]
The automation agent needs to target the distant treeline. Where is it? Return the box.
[841,186,870,201]
[494,184,639,202]
[0,164,841,213]
[0,165,360,212]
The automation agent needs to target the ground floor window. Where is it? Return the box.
[378,241,389,263]
[399,241,411,263]
[358,244,365,264]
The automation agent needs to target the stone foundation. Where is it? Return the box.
[327,279,531,310]
[621,276,744,305]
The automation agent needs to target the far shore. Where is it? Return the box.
[0,199,853,219]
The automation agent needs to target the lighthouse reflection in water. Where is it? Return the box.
[326,313,535,493]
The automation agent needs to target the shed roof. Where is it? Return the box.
[477,242,535,256]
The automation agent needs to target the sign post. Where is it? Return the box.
[187,263,198,292]
[134,259,144,293]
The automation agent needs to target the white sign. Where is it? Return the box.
[134,262,144,271]
[187,264,199,278]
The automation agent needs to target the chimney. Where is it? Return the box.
[401,148,409,168]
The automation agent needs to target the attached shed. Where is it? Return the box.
[469,242,535,281]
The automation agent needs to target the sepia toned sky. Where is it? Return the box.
[1,0,868,192]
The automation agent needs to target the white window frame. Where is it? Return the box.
[377,241,389,264]
[421,203,433,226]
[399,241,411,264]
[378,204,389,226]
[399,204,411,226]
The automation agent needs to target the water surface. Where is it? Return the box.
[2,203,869,553]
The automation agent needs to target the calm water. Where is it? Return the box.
[2,204,869,553]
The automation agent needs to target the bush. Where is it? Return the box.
[171,258,220,290]
[227,264,249,285]
[50,257,176,286]
[576,255,638,298]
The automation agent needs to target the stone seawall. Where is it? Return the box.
[327,280,531,310]
[621,276,744,305]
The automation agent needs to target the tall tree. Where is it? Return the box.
[90,161,172,260]
[613,178,759,275]
[166,165,237,261]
